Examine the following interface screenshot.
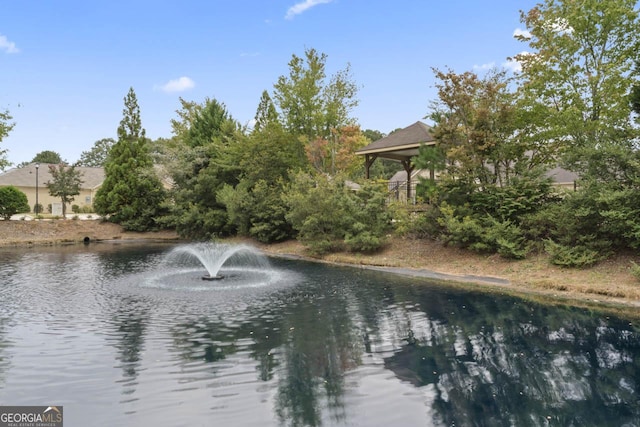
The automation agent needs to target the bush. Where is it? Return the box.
[72,204,80,213]
[283,172,390,254]
[544,239,606,268]
[219,179,293,243]
[33,203,43,214]
[0,186,30,220]
[437,203,527,259]
[630,261,640,282]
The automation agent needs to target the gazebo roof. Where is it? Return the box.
[356,121,435,161]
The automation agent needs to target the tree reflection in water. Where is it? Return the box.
[92,252,640,426]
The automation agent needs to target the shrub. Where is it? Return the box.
[283,172,390,254]
[72,204,80,213]
[33,203,43,214]
[219,179,293,244]
[544,240,605,268]
[437,203,527,259]
[0,186,30,220]
[630,261,640,282]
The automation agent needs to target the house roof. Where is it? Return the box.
[356,121,436,161]
[545,166,579,184]
[0,163,105,189]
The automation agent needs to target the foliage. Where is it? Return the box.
[77,138,115,167]
[0,108,15,171]
[272,48,359,152]
[94,87,166,231]
[0,186,29,219]
[514,0,640,159]
[426,166,555,260]
[342,181,391,252]
[284,172,390,254]
[630,262,640,282]
[305,125,369,177]
[219,179,292,243]
[544,240,604,268]
[31,150,64,165]
[165,98,242,239]
[46,163,83,218]
[253,90,280,133]
[185,98,235,148]
[436,204,527,259]
[425,68,533,188]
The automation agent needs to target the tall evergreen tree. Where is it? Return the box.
[253,90,279,133]
[94,87,166,231]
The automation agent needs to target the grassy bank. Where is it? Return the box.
[248,236,640,312]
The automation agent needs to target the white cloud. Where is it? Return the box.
[503,51,534,73]
[513,28,532,40]
[0,34,19,54]
[157,76,195,93]
[502,59,522,73]
[473,62,496,71]
[285,0,333,20]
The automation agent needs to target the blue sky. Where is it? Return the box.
[1,0,537,165]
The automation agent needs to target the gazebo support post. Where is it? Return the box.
[364,154,378,179]
[401,159,414,201]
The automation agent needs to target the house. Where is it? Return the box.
[0,163,104,213]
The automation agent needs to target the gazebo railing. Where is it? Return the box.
[387,180,418,204]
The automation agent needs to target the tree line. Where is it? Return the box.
[2,0,640,269]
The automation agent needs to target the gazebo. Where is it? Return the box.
[356,121,436,199]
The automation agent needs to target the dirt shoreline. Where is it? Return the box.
[2,219,639,314]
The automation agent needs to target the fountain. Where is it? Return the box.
[166,242,271,281]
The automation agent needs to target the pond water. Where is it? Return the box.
[0,242,639,427]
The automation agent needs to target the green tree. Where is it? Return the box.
[0,108,14,171]
[77,138,115,167]
[170,97,203,139]
[253,90,280,133]
[424,68,531,188]
[0,186,29,219]
[32,150,63,165]
[514,0,640,159]
[185,97,234,148]
[631,61,640,121]
[273,48,359,142]
[94,87,166,231]
[30,150,64,165]
[46,163,83,218]
[512,0,640,264]
[165,97,241,239]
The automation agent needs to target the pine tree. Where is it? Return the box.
[94,87,166,231]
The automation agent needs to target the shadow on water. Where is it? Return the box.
[1,244,640,426]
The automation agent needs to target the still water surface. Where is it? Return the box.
[0,242,639,426]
